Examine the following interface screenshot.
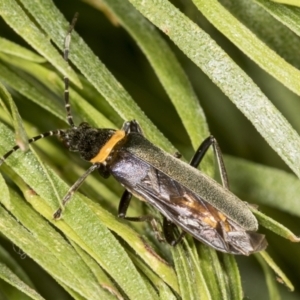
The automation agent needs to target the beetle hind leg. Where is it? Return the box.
[163,218,186,246]
[118,190,167,242]
[190,135,229,189]
[118,190,154,222]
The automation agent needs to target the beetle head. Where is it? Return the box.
[61,122,116,161]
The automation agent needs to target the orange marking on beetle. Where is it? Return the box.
[90,130,125,163]
[217,211,232,231]
[202,216,218,228]
[217,211,227,222]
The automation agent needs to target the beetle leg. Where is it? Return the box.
[118,190,166,240]
[163,218,186,246]
[190,135,229,189]
[53,163,100,219]
[118,190,154,222]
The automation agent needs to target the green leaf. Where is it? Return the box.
[193,0,300,97]
[257,251,294,291]
[198,245,229,300]
[173,243,202,300]
[0,262,45,300]
[252,208,300,242]
[88,0,208,150]
[219,0,300,67]
[0,81,28,151]
[0,37,45,62]
[223,255,243,300]
[253,0,300,36]
[270,0,300,6]
[128,252,177,300]
[256,253,282,300]
[225,155,300,219]
[0,181,111,298]
[0,0,80,87]
[87,200,179,293]
[70,242,122,300]
[0,245,34,288]
[0,54,115,130]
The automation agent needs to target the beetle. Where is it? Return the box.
[0,14,267,255]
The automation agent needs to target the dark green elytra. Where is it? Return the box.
[122,133,258,231]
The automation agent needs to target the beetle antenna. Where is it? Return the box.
[0,14,80,167]
[63,12,79,128]
[0,130,65,166]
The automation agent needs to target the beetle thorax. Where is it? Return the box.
[61,122,116,161]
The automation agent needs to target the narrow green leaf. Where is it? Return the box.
[55,283,87,300]
[225,155,300,219]
[18,0,176,153]
[172,244,200,300]
[128,252,177,300]
[0,198,88,298]
[0,37,45,62]
[251,208,300,242]
[185,242,213,300]
[197,246,221,299]
[256,254,281,300]
[87,200,179,293]
[254,0,300,36]
[0,263,45,300]
[0,185,108,299]
[193,0,300,96]
[89,0,208,150]
[29,187,158,299]
[127,0,300,179]
[0,54,115,129]
[0,246,34,288]
[0,57,65,121]
[258,251,294,291]
[0,81,28,151]
[223,255,243,300]
[271,0,300,6]
[219,0,300,67]
[158,284,177,300]
[198,245,228,300]
[70,242,121,300]
[0,0,80,87]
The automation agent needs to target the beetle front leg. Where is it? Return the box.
[190,135,229,189]
[54,163,100,219]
